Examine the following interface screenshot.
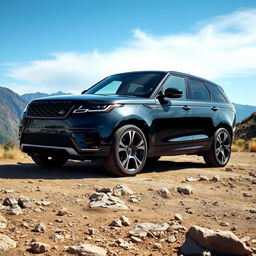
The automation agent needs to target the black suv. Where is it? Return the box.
[20,71,236,176]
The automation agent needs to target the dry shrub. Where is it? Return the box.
[231,144,242,152]
[0,145,4,158]
[232,138,249,152]
[0,145,26,160]
[249,140,256,152]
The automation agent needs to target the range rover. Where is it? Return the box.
[19,71,236,176]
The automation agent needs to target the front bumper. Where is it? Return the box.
[21,143,110,160]
[19,118,114,160]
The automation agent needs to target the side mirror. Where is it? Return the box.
[164,88,183,98]
[81,89,87,95]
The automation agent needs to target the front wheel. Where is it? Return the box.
[104,125,148,176]
[203,128,231,167]
[31,154,68,168]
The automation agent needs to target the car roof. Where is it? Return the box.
[167,71,219,86]
[113,70,219,87]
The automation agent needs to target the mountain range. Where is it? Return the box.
[235,112,256,140]
[0,86,255,144]
[0,87,70,144]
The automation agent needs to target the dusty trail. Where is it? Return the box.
[0,152,255,255]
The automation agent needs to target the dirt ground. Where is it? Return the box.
[0,152,255,255]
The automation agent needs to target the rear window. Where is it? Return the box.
[206,82,228,103]
[188,78,211,101]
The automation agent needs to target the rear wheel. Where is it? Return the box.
[203,128,231,167]
[104,125,148,176]
[31,154,68,168]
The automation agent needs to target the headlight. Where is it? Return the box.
[73,104,122,113]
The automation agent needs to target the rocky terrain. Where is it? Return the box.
[235,112,256,140]
[0,152,255,255]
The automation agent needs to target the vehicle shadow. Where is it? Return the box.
[0,161,109,180]
[0,159,206,180]
[143,160,206,173]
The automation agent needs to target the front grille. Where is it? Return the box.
[27,101,74,118]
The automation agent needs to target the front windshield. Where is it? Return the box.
[86,72,165,98]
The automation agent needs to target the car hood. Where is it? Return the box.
[30,94,156,105]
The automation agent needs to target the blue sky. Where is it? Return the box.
[1,0,256,105]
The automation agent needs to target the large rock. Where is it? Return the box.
[33,222,46,233]
[68,243,107,256]
[18,196,34,208]
[158,188,170,198]
[113,184,134,196]
[31,241,51,253]
[7,204,22,215]
[129,222,169,237]
[181,237,210,255]
[89,193,127,209]
[177,185,193,195]
[0,234,17,252]
[181,225,252,255]
[117,238,134,250]
[3,196,17,206]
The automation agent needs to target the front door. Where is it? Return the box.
[155,74,195,154]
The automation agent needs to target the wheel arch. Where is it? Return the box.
[111,119,151,147]
[216,122,234,140]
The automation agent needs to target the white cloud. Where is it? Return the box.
[7,8,256,94]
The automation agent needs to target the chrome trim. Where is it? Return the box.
[21,143,81,156]
[21,143,99,152]
[168,134,208,142]
[87,104,118,112]
[168,135,193,142]
[73,104,122,113]
[21,143,100,153]
[193,135,208,140]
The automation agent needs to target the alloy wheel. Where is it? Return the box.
[215,130,231,165]
[118,130,146,172]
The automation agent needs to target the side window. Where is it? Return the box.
[161,75,186,100]
[206,82,228,103]
[188,79,210,101]
[127,83,144,94]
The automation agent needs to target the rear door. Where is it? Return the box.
[186,78,215,148]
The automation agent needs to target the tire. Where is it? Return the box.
[31,153,68,168]
[104,125,148,176]
[146,156,161,164]
[203,128,232,167]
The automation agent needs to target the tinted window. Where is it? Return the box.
[161,75,186,100]
[86,72,165,98]
[206,82,227,103]
[188,79,210,101]
[217,85,230,103]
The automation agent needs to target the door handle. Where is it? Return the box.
[211,106,219,111]
[183,105,191,111]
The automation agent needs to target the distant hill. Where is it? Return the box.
[0,87,27,144]
[235,112,256,140]
[0,89,71,144]
[233,103,256,123]
[21,91,71,103]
